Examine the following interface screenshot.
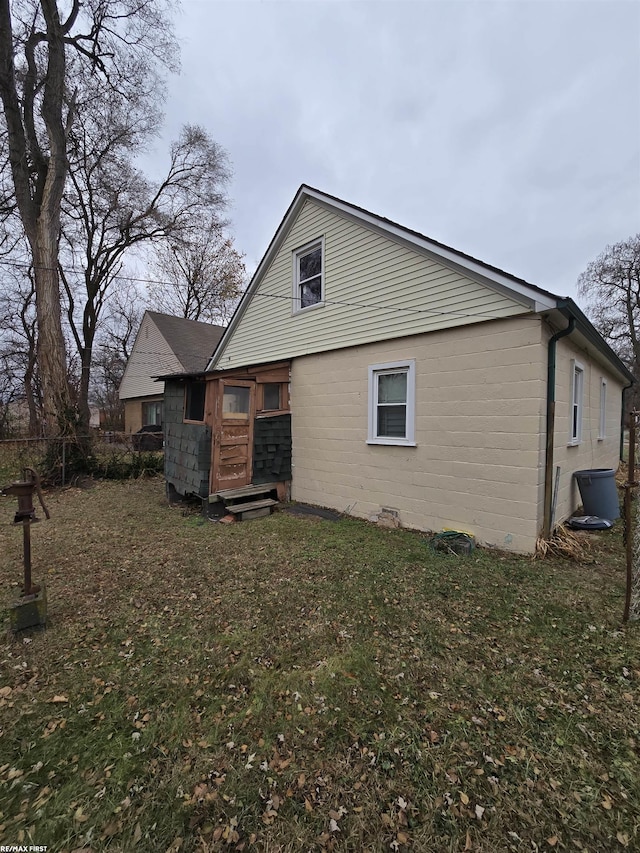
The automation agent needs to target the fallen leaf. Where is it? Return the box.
[50,695,69,703]
[101,819,122,838]
[460,792,470,805]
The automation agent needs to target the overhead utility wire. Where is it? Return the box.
[247,289,536,322]
[0,257,542,323]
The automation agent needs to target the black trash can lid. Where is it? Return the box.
[566,516,614,530]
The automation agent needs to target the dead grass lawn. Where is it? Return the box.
[0,478,638,852]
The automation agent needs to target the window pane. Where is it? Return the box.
[143,401,163,425]
[299,247,321,281]
[378,405,407,438]
[301,278,322,308]
[378,372,407,404]
[186,382,206,421]
[223,386,250,416]
[572,365,583,440]
[263,383,280,411]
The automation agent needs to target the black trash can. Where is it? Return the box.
[573,469,620,520]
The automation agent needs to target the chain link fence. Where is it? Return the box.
[0,432,163,487]
[623,412,640,622]
[631,495,640,621]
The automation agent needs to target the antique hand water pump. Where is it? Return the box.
[2,467,50,597]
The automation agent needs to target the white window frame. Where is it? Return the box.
[367,360,416,446]
[569,359,584,445]
[292,237,324,314]
[598,377,607,440]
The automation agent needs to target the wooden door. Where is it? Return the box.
[211,380,256,492]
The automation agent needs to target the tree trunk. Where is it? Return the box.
[77,343,92,434]
[24,348,40,436]
[32,231,74,436]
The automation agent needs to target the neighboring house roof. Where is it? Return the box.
[146,312,225,374]
[206,185,632,385]
[119,312,224,401]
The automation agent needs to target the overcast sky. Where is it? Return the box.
[152,0,639,304]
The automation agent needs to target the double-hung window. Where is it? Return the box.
[293,239,324,313]
[598,377,607,440]
[368,360,416,446]
[569,359,584,444]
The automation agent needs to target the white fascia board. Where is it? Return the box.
[207,188,311,371]
[304,189,557,312]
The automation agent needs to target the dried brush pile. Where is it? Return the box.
[535,524,594,562]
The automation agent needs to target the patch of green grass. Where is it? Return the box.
[0,479,638,852]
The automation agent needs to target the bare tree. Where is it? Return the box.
[578,234,640,406]
[0,0,177,438]
[60,117,230,429]
[89,277,143,429]
[0,247,42,434]
[147,220,245,324]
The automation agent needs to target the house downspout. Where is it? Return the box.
[543,316,576,538]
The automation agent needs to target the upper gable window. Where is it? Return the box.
[293,239,324,313]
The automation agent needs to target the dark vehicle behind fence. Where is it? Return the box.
[132,424,164,452]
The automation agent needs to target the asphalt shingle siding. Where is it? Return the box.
[164,381,211,497]
[252,414,292,484]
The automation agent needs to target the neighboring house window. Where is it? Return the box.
[367,360,416,446]
[185,380,206,422]
[569,360,584,444]
[599,378,607,440]
[293,239,324,313]
[142,400,163,426]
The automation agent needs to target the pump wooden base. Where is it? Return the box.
[9,584,47,632]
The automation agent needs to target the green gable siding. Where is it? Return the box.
[214,199,530,371]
